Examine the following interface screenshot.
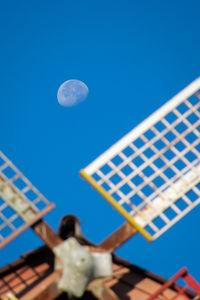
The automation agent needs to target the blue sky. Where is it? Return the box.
[0,0,200,283]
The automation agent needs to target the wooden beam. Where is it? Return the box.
[99,222,137,252]
[31,220,62,250]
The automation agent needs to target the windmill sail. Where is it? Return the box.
[0,151,54,249]
[80,77,200,241]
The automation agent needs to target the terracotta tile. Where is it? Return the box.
[127,288,150,300]
[136,278,162,293]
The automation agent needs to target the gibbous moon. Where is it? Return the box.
[57,79,89,107]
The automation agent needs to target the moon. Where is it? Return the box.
[57,79,89,107]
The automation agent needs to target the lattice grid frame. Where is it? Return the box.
[80,77,200,241]
[0,151,54,249]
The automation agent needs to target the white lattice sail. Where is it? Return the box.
[80,77,200,241]
[0,151,54,249]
